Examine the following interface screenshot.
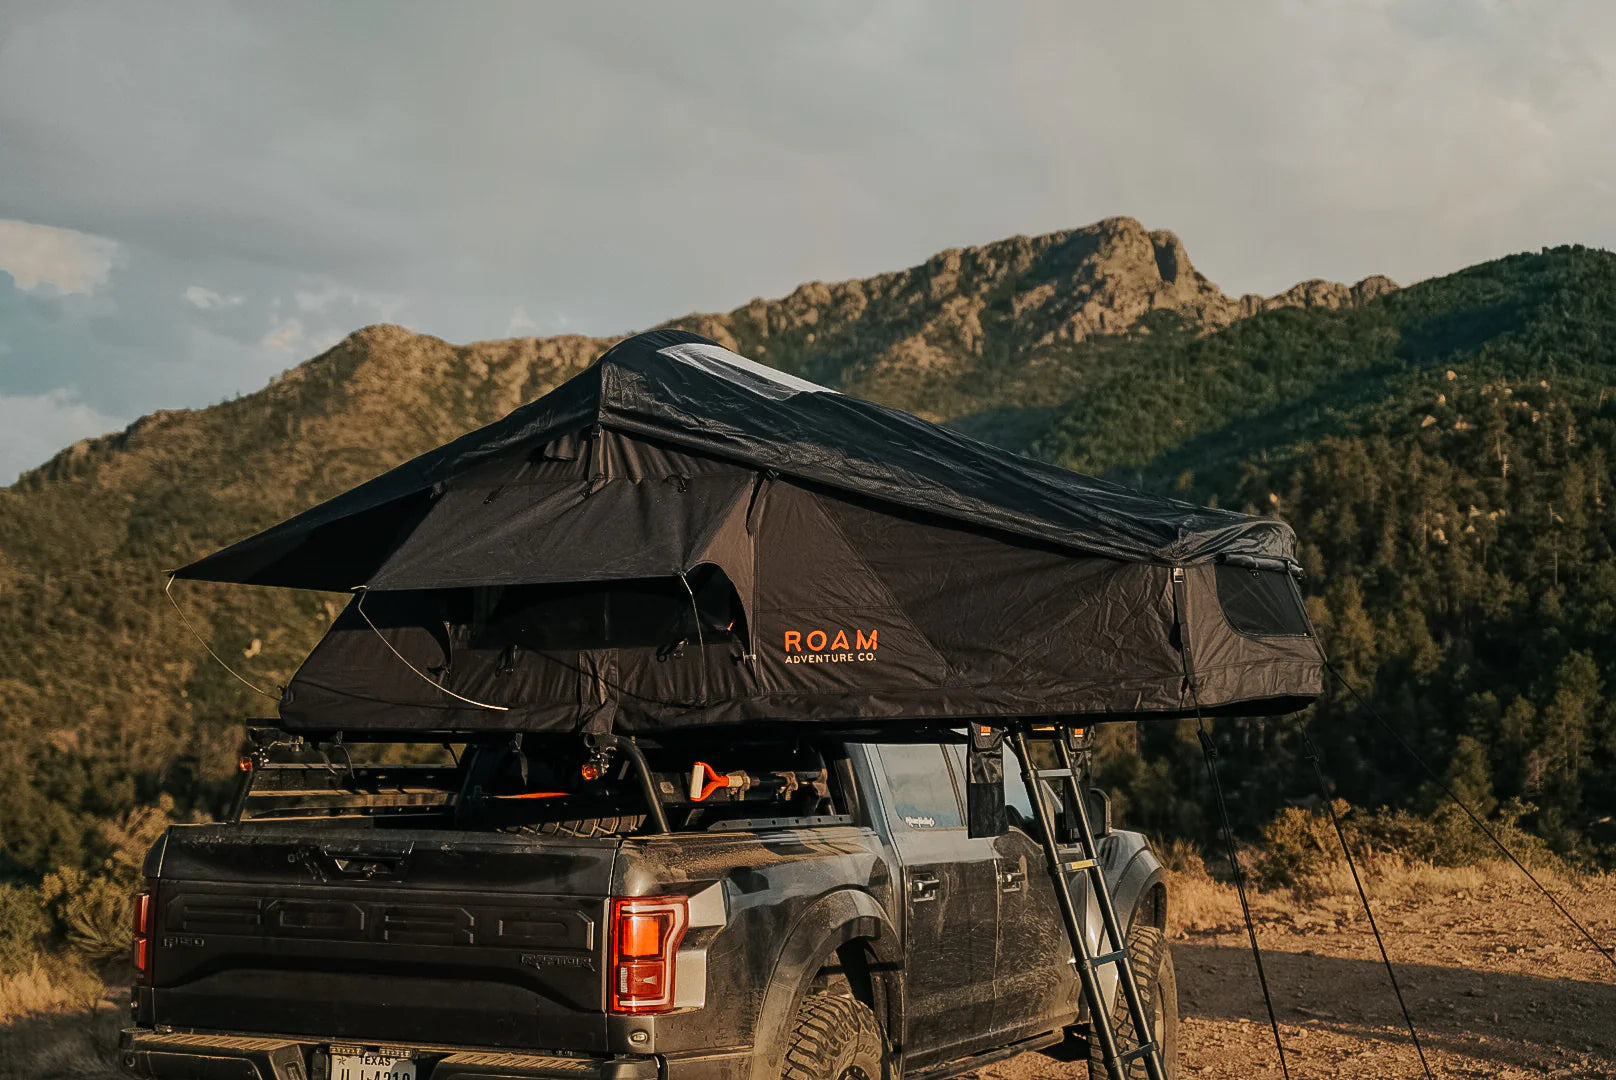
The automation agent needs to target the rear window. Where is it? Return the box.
[874,744,963,830]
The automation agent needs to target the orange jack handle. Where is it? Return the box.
[689,761,745,802]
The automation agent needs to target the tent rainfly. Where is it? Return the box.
[174,329,1324,735]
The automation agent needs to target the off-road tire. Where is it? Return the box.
[1089,924,1178,1080]
[534,815,646,839]
[781,991,884,1080]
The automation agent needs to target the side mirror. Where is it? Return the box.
[1054,783,1113,844]
[1087,786,1113,837]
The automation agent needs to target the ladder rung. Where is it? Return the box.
[1117,1042,1158,1064]
[1090,948,1126,966]
[1056,845,1090,859]
[1033,768,1074,779]
[1062,858,1097,872]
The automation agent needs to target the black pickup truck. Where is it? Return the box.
[120,730,1175,1080]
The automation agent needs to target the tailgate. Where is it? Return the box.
[146,824,616,1050]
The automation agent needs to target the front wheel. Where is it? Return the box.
[781,991,885,1080]
[1089,924,1178,1080]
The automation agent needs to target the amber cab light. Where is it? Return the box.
[132,887,154,984]
[609,896,688,1014]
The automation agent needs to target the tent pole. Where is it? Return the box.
[1196,719,1293,1080]
[1297,723,1434,1079]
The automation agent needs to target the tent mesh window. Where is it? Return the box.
[1214,564,1311,637]
[461,566,745,652]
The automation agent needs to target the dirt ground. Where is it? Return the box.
[976,875,1616,1080]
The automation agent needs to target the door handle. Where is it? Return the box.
[909,874,941,903]
[999,866,1026,893]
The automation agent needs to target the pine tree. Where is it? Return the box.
[1439,735,1497,818]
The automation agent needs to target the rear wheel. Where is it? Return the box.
[1089,924,1178,1079]
[781,991,885,1080]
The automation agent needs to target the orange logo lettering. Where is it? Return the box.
[778,628,880,664]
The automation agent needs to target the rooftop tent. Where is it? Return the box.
[174,329,1323,735]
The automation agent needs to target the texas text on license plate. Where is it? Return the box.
[328,1045,417,1080]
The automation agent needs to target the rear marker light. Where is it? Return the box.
[609,896,688,1014]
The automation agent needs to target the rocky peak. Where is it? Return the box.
[665,217,1397,401]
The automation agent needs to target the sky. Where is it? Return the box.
[1,1,1613,483]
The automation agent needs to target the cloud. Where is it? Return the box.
[261,316,304,351]
[0,219,119,295]
[293,278,402,321]
[0,387,123,483]
[183,284,244,309]
[2,0,1616,473]
[293,282,350,313]
[263,280,401,356]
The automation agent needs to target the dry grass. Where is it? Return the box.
[1158,839,1245,934]
[0,962,102,1024]
[0,963,123,1080]
[1161,839,1595,938]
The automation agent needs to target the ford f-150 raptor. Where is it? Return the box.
[120,728,1175,1080]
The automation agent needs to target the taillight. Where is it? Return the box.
[132,884,154,984]
[609,896,688,1014]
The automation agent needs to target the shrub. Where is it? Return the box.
[38,797,174,966]
[39,870,130,965]
[0,885,50,975]
[1251,803,1341,888]
[1248,797,1565,893]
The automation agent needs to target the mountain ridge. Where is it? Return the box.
[14,215,1393,490]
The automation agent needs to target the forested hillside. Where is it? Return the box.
[3,217,1614,931]
[1083,246,1616,865]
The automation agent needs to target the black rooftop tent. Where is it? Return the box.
[175,329,1323,735]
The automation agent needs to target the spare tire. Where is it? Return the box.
[504,815,647,839]
[536,815,647,838]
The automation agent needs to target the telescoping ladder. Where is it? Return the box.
[1009,723,1168,1080]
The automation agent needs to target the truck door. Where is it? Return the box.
[987,743,1081,1042]
[869,742,1002,1071]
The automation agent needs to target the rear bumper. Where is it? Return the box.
[119,1030,662,1080]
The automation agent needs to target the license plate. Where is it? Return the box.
[329,1047,416,1080]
